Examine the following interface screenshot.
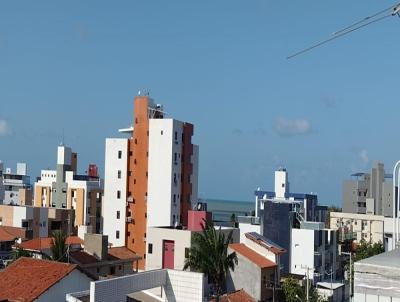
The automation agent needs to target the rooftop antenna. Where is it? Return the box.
[287,2,400,59]
[60,128,65,146]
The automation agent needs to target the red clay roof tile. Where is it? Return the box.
[0,257,77,302]
[229,243,277,269]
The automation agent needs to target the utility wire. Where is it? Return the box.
[333,3,397,35]
[287,13,392,59]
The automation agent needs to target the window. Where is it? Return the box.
[110,266,116,275]
[161,130,163,135]
[134,159,137,165]
[135,139,137,144]
[116,231,120,239]
[148,243,153,254]
[135,118,138,124]
[129,151,133,156]
[97,268,100,273]
[144,232,146,238]
[117,191,121,199]
[132,238,135,244]
[185,248,190,258]
[118,151,122,159]
[173,194,176,204]
[282,184,285,188]
[128,171,132,176]
[145,212,147,218]
[174,153,177,163]
[174,131,178,141]
[117,211,120,219]
[134,179,136,184]
[117,170,121,179]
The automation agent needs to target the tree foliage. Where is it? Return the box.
[354,239,384,262]
[183,221,238,300]
[11,247,31,261]
[50,230,67,262]
[282,276,327,302]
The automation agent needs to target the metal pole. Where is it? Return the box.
[349,252,352,302]
[306,267,309,302]
[392,161,400,250]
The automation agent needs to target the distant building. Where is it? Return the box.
[210,289,256,302]
[69,233,141,279]
[0,257,93,302]
[0,161,4,202]
[34,145,103,233]
[330,212,384,244]
[254,169,329,275]
[343,162,393,216]
[291,225,337,282]
[102,95,199,269]
[0,204,74,239]
[1,162,32,206]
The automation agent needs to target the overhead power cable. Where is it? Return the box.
[287,2,400,59]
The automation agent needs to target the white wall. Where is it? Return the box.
[238,222,261,243]
[275,170,288,199]
[291,228,314,276]
[103,138,128,247]
[39,269,91,302]
[146,227,192,271]
[57,146,72,165]
[13,206,28,228]
[148,119,182,227]
[86,269,203,302]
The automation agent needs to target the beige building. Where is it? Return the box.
[146,211,239,271]
[330,212,385,244]
[0,204,74,239]
[34,145,103,233]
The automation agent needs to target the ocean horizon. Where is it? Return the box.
[200,198,254,222]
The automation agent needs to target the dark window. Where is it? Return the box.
[118,265,122,270]
[97,268,100,273]
[135,118,138,124]
[117,170,121,179]
[110,266,116,275]
[129,151,133,156]
[135,139,137,144]
[117,191,121,199]
[134,159,137,165]
[118,151,122,159]
[128,171,132,176]
[134,179,136,184]
[148,243,153,254]
[145,212,147,218]
[116,231,120,239]
[117,211,120,219]
[161,130,163,135]
[174,131,178,141]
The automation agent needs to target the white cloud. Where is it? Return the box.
[274,117,311,137]
[0,120,10,136]
[359,149,369,165]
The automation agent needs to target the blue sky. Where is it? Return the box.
[1,1,400,206]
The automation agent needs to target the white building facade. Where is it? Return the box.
[102,138,128,247]
[2,162,31,205]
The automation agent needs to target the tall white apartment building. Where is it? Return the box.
[103,138,129,247]
[102,95,199,269]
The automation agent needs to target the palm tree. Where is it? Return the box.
[183,221,238,300]
[50,230,67,262]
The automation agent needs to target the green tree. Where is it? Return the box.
[282,276,327,302]
[346,239,385,293]
[11,247,31,261]
[50,230,67,262]
[229,213,237,228]
[183,221,238,301]
[326,206,342,228]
